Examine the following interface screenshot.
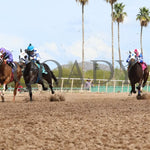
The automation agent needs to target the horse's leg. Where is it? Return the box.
[38,80,48,91]
[138,79,143,96]
[2,76,11,102]
[49,83,55,94]
[26,83,32,101]
[130,83,136,95]
[50,70,58,85]
[142,69,149,87]
[43,74,55,94]
[12,81,20,102]
[0,84,7,102]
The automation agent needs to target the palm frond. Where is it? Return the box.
[76,0,88,5]
[113,3,127,23]
[136,7,150,27]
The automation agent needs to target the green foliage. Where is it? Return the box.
[113,3,127,23]
[76,0,88,5]
[136,7,150,27]
[105,0,117,5]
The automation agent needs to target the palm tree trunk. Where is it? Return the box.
[118,22,121,70]
[140,26,143,55]
[111,4,114,74]
[82,4,85,79]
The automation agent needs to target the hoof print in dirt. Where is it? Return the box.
[50,94,65,102]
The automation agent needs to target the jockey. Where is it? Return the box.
[129,48,147,72]
[134,49,143,63]
[0,47,15,69]
[26,43,47,78]
[26,43,41,63]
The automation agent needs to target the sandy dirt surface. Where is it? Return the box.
[0,91,150,150]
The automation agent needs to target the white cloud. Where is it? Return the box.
[0,34,26,61]
[0,34,112,65]
[65,35,112,62]
[0,34,25,50]
[38,42,60,61]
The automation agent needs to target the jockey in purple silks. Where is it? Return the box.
[0,47,15,69]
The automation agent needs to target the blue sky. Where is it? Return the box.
[0,0,150,68]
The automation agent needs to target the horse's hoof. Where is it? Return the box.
[136,95,141,100]
[128,93,131,96]
[43,87,48,91]
[133,91,136,93]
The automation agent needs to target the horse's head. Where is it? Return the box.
[128,51,136,67]
[19,49,28,67]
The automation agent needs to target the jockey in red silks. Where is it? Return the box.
[134,49,147,71]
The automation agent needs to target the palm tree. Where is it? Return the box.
[105,0,117,71]
[113,3,127,69]
[76,0,88,79]
[136,7,150,55]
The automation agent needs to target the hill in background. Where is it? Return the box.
[61,61,110,71]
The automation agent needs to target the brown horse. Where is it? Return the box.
[128,52,149,96]
[0,54,22,102]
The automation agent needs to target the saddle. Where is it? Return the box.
[30,61,47,83]
[8,62,18,82]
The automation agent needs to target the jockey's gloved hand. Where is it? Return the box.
[3,52,7,58]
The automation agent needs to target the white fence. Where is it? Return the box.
[4,78,150,93]
[54,78,150,93]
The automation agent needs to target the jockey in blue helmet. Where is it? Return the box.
[26,44,40,62]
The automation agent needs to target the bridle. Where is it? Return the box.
[0,54,4,65]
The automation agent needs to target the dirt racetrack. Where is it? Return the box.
[0,91,150,150]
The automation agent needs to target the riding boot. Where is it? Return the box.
[39,66,43,80]
[7,62,15,70]
[36,61,42,81]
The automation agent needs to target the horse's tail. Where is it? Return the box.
[50,70,58,85]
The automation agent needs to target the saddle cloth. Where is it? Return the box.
[35,63,48,74]
[140,62,147,71]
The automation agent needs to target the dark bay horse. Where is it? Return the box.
[0,53,22,102]
[19,50,58,101]
[128,52,149,96]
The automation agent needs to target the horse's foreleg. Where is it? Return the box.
[0,84,6,102]
[26,83,32,101]
[129,83,136,96]
[0,86,5,102]
[138,80,143,96]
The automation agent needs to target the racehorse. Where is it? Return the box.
[19,50,58,101]
[128,52,149,96]
[0,53,22,102]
